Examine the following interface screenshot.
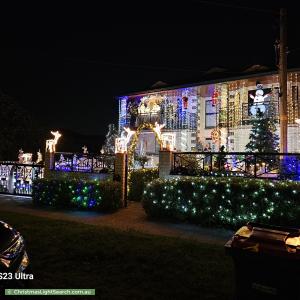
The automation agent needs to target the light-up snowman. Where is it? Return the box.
[249,84,269,116]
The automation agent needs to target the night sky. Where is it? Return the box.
[0,1,298,136]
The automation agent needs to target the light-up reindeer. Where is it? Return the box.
[123,127,135,147]
[115,127,136,153]
[18,149,33,164]
[46,131,62,153]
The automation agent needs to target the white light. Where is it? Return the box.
[115,127,136,153]
[161,133,175,151]
[153,122,165,142]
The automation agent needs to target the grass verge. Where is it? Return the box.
[0,211,234,300]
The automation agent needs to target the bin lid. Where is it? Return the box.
[225,222,300,258]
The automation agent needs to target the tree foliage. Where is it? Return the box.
[102,124,118,154]
[245,110,279,153]
[0,93,43,160]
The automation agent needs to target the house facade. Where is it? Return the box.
[118,69,300,158]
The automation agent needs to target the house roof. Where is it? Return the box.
[117,65,300,98]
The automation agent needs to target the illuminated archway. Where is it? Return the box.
[127,123,164,168]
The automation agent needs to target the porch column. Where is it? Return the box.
[159,150,173,179]
[114,152,127,207]
[44,149,54,179]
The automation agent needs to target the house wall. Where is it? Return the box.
[119,71,300,153]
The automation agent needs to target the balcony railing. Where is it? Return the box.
[121,112,197,130]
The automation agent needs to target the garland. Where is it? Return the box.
[127,123,163,168]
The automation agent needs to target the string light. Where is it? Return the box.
[32,179,122,211]
[143,176,300,227]
[126,122,164,168]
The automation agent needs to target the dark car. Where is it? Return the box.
[0,220,30,286]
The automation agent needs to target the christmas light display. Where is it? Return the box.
[32,179,122,211]
[118,88,197,132]
[102,124,118,154]
[161,133,175,151]
[115,138,127,154]
[142,177,300,228]
[115,127,136,154]
[128,168,159,201]
[126,123,164,167]
[234,90,242,127]
[18,149,33,164]
[54,152,113,173]
[36,150,43,164]
[249,84,269,116]
[82,145,88,154]
[211,129,220,144]
[153,122,165,141]
[118,72,299,153]
[245,109,279,153]
[46,131,62,153]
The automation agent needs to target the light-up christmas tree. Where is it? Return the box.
[245,110,279,153]
[102,124,118,154]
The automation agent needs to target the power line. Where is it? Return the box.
[191,0,279,14]
[64,57,208,73]
[64,57,241,74]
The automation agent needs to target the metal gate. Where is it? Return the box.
[0,162,44,195]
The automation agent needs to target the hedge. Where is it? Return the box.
[142,177,300,228]
[128,168,159,201]
[32,179,122,212]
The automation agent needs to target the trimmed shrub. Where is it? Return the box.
[128,168,159,201]
[142,177,300,228]
[32,179,122,212]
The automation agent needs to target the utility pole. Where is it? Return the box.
[279,8,288,153]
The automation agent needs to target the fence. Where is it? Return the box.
[0,152,116,196]
[53,152,115,174]
[172,152,300,180]
[0,162,44,195]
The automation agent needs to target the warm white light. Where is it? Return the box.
[82,145,88,154]
[36,150,43,163]
[153,122,165,141]
[123,127,136,146]
[18,149,33,164]
[46,131,62,153]
[115,137,126,153]
[115,127,136,153]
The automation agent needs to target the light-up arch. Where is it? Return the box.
[127,122,164,167]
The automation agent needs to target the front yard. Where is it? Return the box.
[1,211,234,299]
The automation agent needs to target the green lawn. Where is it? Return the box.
[0,211,235,300]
